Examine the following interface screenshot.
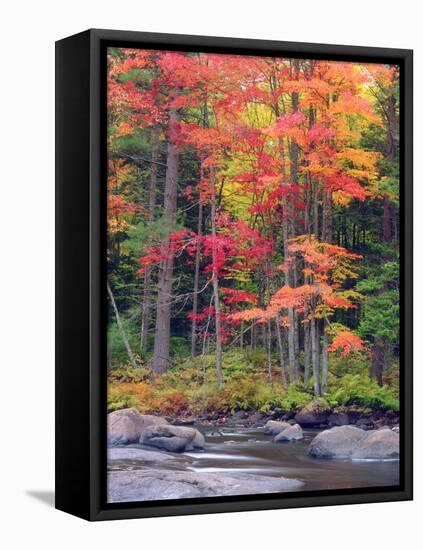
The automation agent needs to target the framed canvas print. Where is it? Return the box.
[55,29,413,521]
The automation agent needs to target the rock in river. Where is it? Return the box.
[308,426,367,458]
[108,469,302,502]
[140,424,205,452]
[107,447,176,462]
[264,420,291,436]
[274,424,303,442]
[107,408,168,446]
[351,427,399,460]
[308,425,399,460]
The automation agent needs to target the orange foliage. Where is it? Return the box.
[328,331,366,356]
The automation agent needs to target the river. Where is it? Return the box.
[109,424,399,498]
[182,425,399,491]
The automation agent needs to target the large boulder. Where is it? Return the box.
[295,400,331,426]
[108,470,302,502]
[352,428,399,460]
[308,425,400,460]
[356,417,375,431]
[308,426,367,459]
[107,408,168,446]
[274,424,303,442]
[264,420,291,436]
[140,424,205,453]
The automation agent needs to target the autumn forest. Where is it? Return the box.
[106,48,400,423]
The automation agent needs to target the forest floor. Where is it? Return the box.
[107,349,400,428]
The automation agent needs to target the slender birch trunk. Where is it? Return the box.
[275,316,288,387]
[321,318,329,394]
[267,321,273,385]
[211,175,223,386]
[311,313,320,397]
[191,200,203,357]
[303,318,311,389]
[107,281,138,370]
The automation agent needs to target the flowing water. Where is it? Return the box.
[182,425,400,491]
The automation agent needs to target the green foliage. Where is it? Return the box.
[108,365,151,383]
[107,348,399,416]
[243,348,268,370]
[357,260,399,343]
[326,374,399,411]
[106,50,401,423]
[280,382,313,410]
[107,319,140,368]
[329,350,371,377]
[107,388,139,412]
[169,336,191,358]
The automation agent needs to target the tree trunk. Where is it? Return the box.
[383,195,392,243]
[290,65,300,381]
[140,126,159,357]
[321,318,329,394]
[313,180,319,238]
[303,319,311,389]
[107,281,138,370]
[191,200,203,357]
[275,315,288,387]
[152,104,180,377]
[371,337,385,386]
[311,314,320,397]
[287,301,296,381]
[211,176,223,386]
[267,321,273,385]
[283,214,296,382]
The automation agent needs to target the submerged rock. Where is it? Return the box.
[264,420,291,436]
[249,411,266,426]
[274,424,304,442]
[107,447,177,462]
[140,424,205,453]
[308,425,400,460]
[107,408,168,446]
[295,400,331,427]
[108,469,302,502]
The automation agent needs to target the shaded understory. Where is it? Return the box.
[108,349,399,420]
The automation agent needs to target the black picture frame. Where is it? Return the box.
[55,28,413,521]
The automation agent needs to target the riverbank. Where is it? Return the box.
[161,405,400,432]
[107,351,400,428]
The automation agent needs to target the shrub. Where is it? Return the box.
[152,389,189,415]
[327,374,399,411]
[107,320,140,368]
[107,385,139,412]
[108,365,151,383]
[329,351,371,378]
[280,382,313,411]
[244,348,267,370]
